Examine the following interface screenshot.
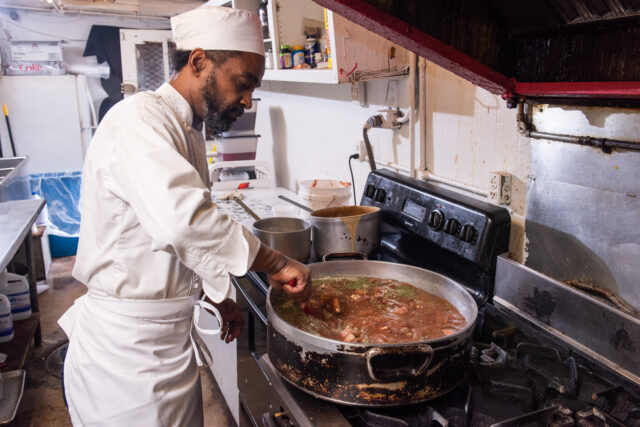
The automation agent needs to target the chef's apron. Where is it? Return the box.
[59,291,221,427]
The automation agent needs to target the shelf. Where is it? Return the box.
[263,68,338,84]
[0,314,40,372]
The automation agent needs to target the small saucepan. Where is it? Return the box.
[277,195,381,259]
[233,197,311,263]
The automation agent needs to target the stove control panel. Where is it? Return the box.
[361,169,511,270]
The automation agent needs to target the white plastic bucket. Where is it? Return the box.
[298,179,352,210]
[0,271,31,321]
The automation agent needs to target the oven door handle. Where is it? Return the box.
[235,278,268,326]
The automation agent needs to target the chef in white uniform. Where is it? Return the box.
[58,4,311,426]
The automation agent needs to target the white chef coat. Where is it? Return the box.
[72,82,261,301]
[61,83,262,426]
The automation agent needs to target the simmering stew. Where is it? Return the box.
[274,276,467,344]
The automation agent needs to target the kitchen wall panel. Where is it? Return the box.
[424,62,531,262]
[527,106,640,311]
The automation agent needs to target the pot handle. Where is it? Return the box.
[365,344,434,382]
[322,252,368,262]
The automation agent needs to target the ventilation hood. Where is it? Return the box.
[314,0,640,106]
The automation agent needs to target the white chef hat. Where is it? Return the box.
[171,3,264,57]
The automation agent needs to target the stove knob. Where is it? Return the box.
[460,224,477,243]
[375,188,386,203]
[365,184,376,198]
[427,210,444,230]
[444,218,461,235]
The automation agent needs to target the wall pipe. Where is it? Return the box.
[408,52,417,178]
[418,57,428,172]
[517,101,640,154]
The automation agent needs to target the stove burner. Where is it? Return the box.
[491,404,575,427]
[576,406,626,426]
[478,343,508,368]
[491,326,518,348]
[592,385,640,425]
[345,406,449,427]
[517,342,578,397]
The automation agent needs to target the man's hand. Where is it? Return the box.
[250,243,312,302]
[210,298,244,343]
[267,258,312,302]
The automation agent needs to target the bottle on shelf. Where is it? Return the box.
[291,45,305,67]
[265,48,274,69]
[304,36,319,66]
[258,1,270,39]
[280,45,292,69]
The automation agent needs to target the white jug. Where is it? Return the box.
[0,270,31,321]
[0,294,13,343]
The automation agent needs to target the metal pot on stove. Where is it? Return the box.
[277,196,381,259]
[266,259,478,406]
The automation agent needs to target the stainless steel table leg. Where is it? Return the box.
[23,236,41,346]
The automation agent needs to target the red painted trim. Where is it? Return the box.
[314,0,513,95]
[515,82,640,98]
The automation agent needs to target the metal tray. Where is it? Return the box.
[0,370,26,425]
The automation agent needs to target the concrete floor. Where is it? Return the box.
[10,256,235,426]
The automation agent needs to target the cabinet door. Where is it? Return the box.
[120,29,174,97]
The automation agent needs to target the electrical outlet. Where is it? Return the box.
[489,172,512,205]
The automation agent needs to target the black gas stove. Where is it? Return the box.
[233,170,640,427]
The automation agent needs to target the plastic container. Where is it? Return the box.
[298,179,352,210]
[216,135,259,162]
[292,46,305,67]
[280,45,292,69]
[265,49,274,69]
[0,294,14,343]
[0,271,31,321]
[304,37,319,66]
[220,99,259,137]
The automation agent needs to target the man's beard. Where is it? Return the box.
[201,74,244,134]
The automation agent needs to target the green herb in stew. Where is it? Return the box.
[273,276,467,344]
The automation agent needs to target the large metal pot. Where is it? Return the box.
[267,260,477,406]
[310,206,380,259]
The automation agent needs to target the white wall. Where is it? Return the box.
[424,63,530,262]
[255,63,530,262]
[254,77,412,203]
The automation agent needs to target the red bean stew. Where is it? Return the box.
[274,276,467,344]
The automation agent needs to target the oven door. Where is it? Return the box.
[234,272,280,426]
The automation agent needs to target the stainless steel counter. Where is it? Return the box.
[0,198,45,272]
